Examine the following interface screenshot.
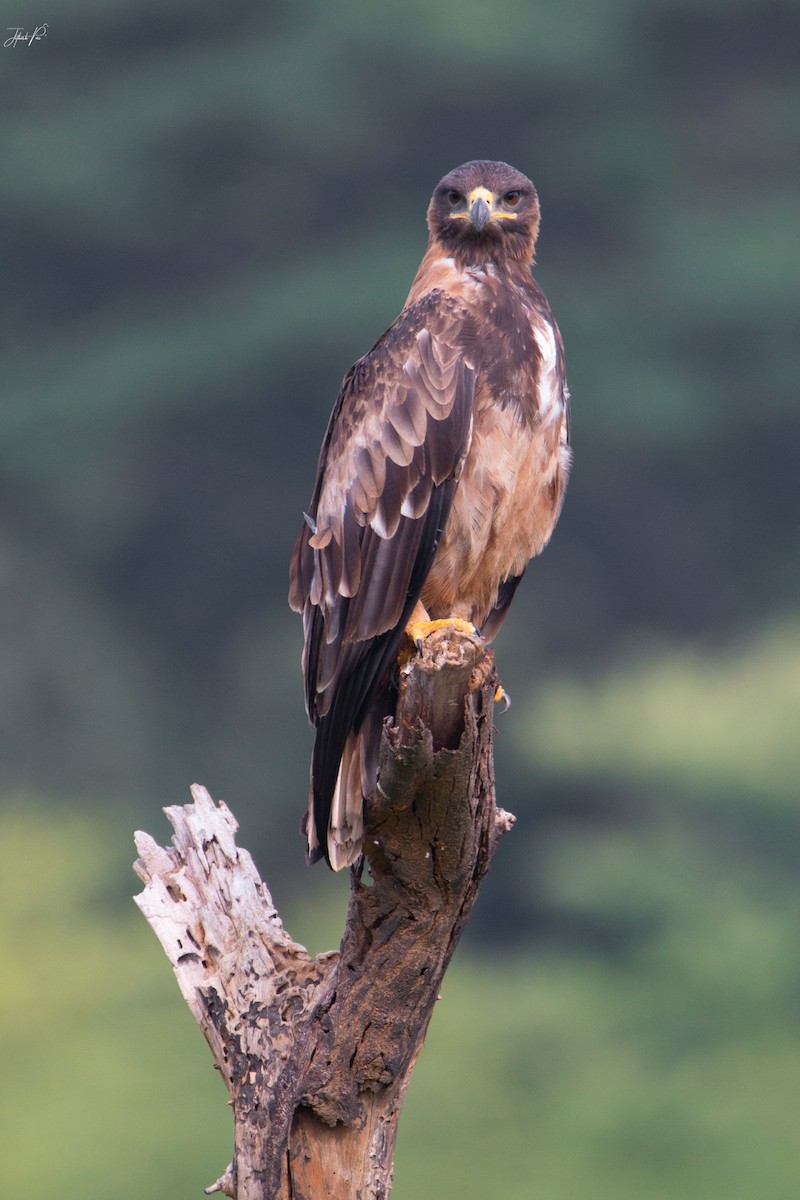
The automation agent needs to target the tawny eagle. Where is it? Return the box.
[289,160,571,869]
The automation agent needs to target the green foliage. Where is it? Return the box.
[519,622,800,811]
[399,949,800,1200]
[0,804,230,1198]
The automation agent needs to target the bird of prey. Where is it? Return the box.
[289,160,571,870]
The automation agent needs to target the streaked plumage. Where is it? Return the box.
[289,160,571,869]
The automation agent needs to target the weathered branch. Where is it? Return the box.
[134,630,514,1199]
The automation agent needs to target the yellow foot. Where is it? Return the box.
[494,684,511,712]
[404,616,479,651]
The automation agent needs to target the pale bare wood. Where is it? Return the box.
[134,630,514,1198]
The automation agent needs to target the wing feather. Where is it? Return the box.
[382,420,416,466]
[388,390,428,445]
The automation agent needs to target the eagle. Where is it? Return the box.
[289,160,571,870]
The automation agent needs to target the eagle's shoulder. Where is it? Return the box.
[337,286,475,404]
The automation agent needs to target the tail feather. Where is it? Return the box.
[306,684,395,870]
[304,732,365,870]
[327,733,365,870]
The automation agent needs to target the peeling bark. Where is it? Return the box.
[134,629,514,1198]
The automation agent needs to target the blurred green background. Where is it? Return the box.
[1,0,798,1195]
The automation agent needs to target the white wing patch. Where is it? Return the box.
[533,320,562,425]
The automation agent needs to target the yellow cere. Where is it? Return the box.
[467,186,494,206]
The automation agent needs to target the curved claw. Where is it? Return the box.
[494,684,511,712]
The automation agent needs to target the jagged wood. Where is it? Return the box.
[134,629,515,1199]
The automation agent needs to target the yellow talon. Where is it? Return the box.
[494,684,511,712]
[405,616,479,651]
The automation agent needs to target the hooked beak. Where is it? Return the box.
[469,194,491,232]
[466,186,495,231]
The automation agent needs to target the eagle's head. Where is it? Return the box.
[427,160,541,268]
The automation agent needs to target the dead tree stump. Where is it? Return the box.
[134,630,515,1199]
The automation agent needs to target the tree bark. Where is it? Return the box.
[134,629,515,1199]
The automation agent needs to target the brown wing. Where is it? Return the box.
[289,289,475,860]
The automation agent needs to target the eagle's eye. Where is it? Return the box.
[503,190,522,207]
[445,189,463,206]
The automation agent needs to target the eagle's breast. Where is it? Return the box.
[418,260,570,626]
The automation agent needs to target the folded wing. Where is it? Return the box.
[289,290,476,864]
